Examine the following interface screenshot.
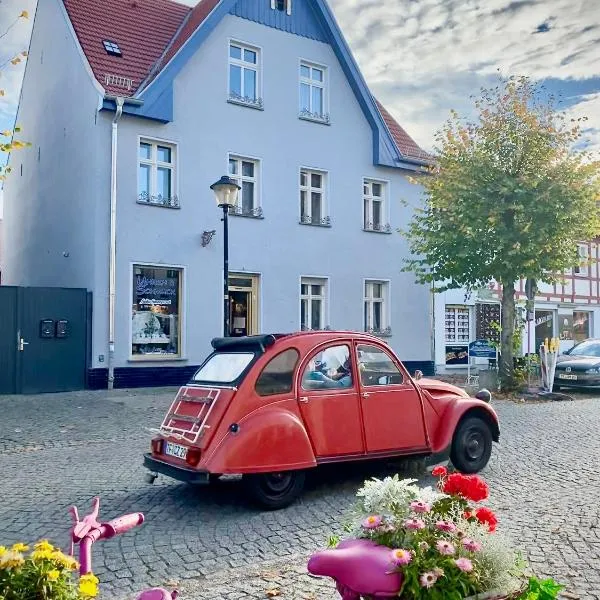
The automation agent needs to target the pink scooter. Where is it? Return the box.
[69,497,177,600]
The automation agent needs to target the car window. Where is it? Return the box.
[193,352,254,383]
[357,344,403,386]
[567,340,600,357]
[255,349,300,397]
[301,344,353,390]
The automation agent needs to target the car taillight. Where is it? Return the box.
[151,439,164,454]
[185,448,201,467]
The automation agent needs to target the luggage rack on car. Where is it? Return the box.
[154,386,221,444]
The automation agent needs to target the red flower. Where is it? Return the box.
[442,473,489,503]
[432,466,448,477]
[475,507,498,532]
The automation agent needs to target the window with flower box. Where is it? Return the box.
[137,140,178,208]
[228,41,262,109]
[299,61,329,123]
[300,277,328,331]
[363,179,390,233]
[364,280,391,336]
[300,169,329,226]
[228,155,262,218]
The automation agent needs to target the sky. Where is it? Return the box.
[1,0,599,215]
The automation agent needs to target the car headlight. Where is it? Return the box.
[586,368,599,374]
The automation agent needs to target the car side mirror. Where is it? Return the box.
[413,370,423,381]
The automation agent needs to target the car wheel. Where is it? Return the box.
[243,471,306,510]
[450,416,493,474]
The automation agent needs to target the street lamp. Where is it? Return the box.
[210,175,241,337]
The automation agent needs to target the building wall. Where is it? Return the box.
[98,14,432,371]
[1,0,108,294]
[434,242,600,372]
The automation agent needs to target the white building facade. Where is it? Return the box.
[2,0,436,388]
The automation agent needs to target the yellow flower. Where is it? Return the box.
[0,546,7,557]
[0,551,25,569]
[47,569,60,581]
[35,540,54,552]
[11,543,29,553]
[79,574,99,597]
[51,550,78,570]
[31,549,54,561]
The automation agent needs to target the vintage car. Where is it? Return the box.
[143,332,499,509]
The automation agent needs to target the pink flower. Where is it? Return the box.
[404,518,426,530]
[455,557,474,572]
[435,540,456,555]
[390,548,412,566]
[410,500,431,513]
[419,571,439,588]
[362,515,383,529]
[463,538,482,552]
[436,520,457,533]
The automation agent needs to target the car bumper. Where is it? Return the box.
[143,453,210,485]
[554,375,600,388]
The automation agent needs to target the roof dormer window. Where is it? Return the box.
[103,40,122,56]
[271,0,291,15]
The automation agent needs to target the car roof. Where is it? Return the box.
[211,331,387,353]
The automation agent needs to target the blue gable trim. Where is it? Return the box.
[229,0,328,42]
[126,0,413,168]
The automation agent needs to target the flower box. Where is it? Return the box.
[309,468,562,600]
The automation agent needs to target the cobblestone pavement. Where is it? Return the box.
[1,387,600,599]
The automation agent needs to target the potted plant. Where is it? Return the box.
[0,540,99,599]
[310,468,563,599]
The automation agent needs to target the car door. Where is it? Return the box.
[356,342,428,453]
[296,342,365,458]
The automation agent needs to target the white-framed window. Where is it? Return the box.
[132,264,183,359]
[300,277,329,331]
[228,155,262,218]
[363,179,390,233]
[300,169,329,226]
[138,140,178,208]
[364,280,391,336]
[271,0,292,14]
[445,306,470,343]
[299,61,329,123]
[228,41,262,108]
[574,244,589,276]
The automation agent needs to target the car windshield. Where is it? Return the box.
[566,341,600,357]
[193,352,254,383]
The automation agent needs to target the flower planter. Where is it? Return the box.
[308,470,559,600]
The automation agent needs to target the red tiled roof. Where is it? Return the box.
[63,0,191,96]
[376,100,432,163]
[61,0,431,162]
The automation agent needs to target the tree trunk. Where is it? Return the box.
[499,283,516,390]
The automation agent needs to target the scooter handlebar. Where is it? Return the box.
[103,513,145,538]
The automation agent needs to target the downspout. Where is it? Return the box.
[108,97,124,390]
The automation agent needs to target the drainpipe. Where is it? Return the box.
[108,97,124,390]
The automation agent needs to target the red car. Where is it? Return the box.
[144,332,499,509]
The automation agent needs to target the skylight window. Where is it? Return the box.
[103,40,122,56]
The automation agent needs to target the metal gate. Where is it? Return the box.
[0,287,90,394]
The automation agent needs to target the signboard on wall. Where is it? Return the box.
[468,339,497,359]
[475,303,501,343]
[445,345,469,366]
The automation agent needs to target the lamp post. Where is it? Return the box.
[210,175,241,337]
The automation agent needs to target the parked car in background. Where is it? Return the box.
[144,332,500,509]
[554,338,600,389]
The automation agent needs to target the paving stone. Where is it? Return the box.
[1,388,599,598]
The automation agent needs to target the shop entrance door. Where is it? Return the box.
[228,274,260,337]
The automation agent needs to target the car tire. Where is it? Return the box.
[242,471,306,510]
[450,416,493,474]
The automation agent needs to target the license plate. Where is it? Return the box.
[558,374,577,380]
[164,442,188,459]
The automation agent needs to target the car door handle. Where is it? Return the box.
[298,396,309,403]
[361,392,370,399]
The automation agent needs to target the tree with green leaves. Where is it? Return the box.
[0,9,31,181]
[403,76,600,390]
